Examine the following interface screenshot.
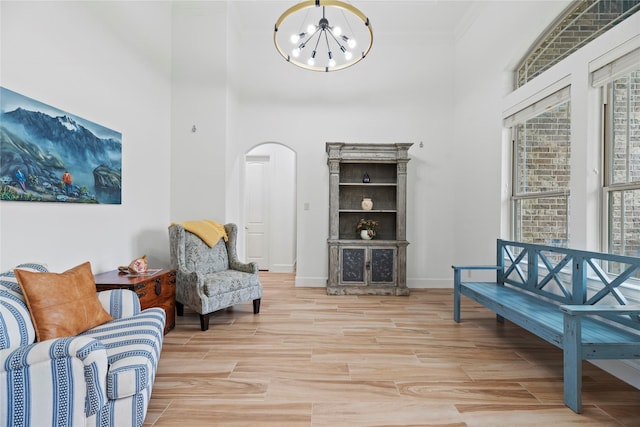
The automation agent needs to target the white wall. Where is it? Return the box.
[452,1,571,271]
[170,1,228,223]
[0,1,172,273]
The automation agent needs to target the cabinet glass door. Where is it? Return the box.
[341,248,366,283]
[370,248,395,283]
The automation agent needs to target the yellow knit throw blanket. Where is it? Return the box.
[174,220,228,247]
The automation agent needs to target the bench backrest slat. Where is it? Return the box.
[497,239,640,331]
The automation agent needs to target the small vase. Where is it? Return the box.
[360,229,374,240]
[361,198,373,210]
[362,172,370,183]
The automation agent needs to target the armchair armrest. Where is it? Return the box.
[0,336,109,424]
[229,259,259,274]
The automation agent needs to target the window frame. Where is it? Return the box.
[600,61,640,260]
[507,86,572,245]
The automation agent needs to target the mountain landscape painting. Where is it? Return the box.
[0,87,122,204]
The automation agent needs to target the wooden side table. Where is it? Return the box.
[94,269,176,334]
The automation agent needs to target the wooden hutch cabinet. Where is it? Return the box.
[326,142,412,295]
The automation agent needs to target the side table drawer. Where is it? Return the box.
[94,269,176,335]
[134,272,176,333]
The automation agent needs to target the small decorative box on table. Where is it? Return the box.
[94,269,176,334]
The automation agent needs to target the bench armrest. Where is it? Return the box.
[560,304,640,316]
[451,265,501,271]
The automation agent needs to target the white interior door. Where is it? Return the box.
[244,155,270,270]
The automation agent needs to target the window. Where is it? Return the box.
[602,62,640,259]
[506,87,571,246]
[516,0,640,87]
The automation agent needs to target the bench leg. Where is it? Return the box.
[453,269,461,322]
[253,298,261,314]
[496,314,504,323]
[563,314,583,413]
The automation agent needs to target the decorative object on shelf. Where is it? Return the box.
[356,218,378,240]
[118,255,149,274]
[360,229,374,240]
[274,0,373,72]
[361,197,373,210]
[362,171,370,183]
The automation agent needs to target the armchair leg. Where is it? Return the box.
[176,301,184,316]
[253,298,261,314]
[199,314,210,331]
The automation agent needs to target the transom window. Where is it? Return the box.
[516,0,640,87]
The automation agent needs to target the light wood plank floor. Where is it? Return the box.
[145,272,640,426]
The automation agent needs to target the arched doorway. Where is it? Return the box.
[244,143,297,272]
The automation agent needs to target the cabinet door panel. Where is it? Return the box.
[371,248,395,283]
[341,248,366,283]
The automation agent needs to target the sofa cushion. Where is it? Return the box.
[15,262,113,341]
[81,307,165,400]
[0,263,48,350]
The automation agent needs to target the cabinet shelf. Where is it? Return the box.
[339,209,397,213]
[339,182,397,186]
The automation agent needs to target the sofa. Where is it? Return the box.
[0,262,165,427]
[169,221,262,331]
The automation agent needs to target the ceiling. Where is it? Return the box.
[193,1,570,103]
[234,1,479,37]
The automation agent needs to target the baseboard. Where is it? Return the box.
[269,264,295,273]
[407,278,452,289]
[294,276,327,287]
[292,277,454,289]
[592,360,640,389]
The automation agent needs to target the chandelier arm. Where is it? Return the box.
[301,27,322,46]
[325,28,346,51]
[324,30,332,54]
[313,30,322,51]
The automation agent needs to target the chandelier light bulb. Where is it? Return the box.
[292,48,301,57]
[333,26,342,36]
[307,24,316,33]
[328,58,336,67]
[344,51,353,60]
[290,33,304,44]
[342,35,357,49]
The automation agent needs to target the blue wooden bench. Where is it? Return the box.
[452,239,640,413]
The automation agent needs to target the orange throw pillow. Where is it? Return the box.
[15,261,113,341]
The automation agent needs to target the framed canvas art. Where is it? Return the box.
[0,87,122,204]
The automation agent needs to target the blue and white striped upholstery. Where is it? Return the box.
[0,263,48,350]
[0,264,165,427]
[97,288,141,319]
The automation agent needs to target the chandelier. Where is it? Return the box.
[274,0,373,72]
